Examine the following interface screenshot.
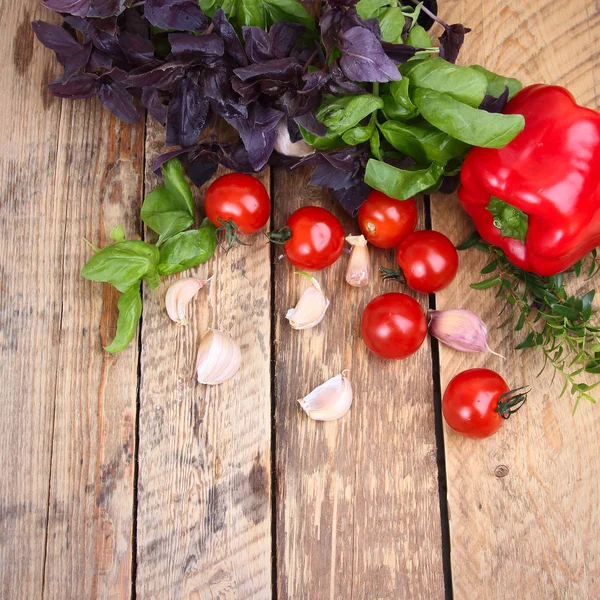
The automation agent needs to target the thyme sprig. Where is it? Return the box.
[458,233,600,410]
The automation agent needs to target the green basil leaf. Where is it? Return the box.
[364,159,445,200]
[81,240,160,293]
[378,7,405,43]
[381,77,419,121]
[471,65,523,100]
[141,158,195,245]
[401,57,488,107]
[406,25,432,48]
[316,94,383,135]
[157,219,217,276]
[298,124,344,150]
[379,120,470,164]
[356,0,390,19]
[104,285,142,354]
[263,0,315,30]
[486,196,529,243]
[109,225,126,242]
[370,128,383,160]
[413,88,525,148]
[342,116,376,146]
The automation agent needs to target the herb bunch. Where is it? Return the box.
[459,233,600,408]
[34,0,524,216]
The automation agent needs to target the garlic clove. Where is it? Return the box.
[427,309,505,358]
[286,273,330,330]
[345,234,371,288]
[165,276,213,325]
[274,119,315,158]
[196,329,242,385]
[298,371,353,421]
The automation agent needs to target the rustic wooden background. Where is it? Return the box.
[1,0,599,598]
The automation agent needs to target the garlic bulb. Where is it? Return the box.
[196,329,242,385]
[428,309,504,358]
[286,273,330,330]
[298,371,353,421]
[274,119,315,158]
[165,276,212,325]
[345,234,370,287]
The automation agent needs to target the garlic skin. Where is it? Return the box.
[286,274,330,330]
[165,277,212,325]
[298,371,353,421]
[196,329,242,385]
[428,309,504,358]
[345,234,370,287]
[274,119,315,158]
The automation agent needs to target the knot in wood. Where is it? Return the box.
[494,464,509,478]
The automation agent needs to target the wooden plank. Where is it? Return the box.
[431,0,600,598]
[274,168,445,598]
[136,123,272,598]
[1,1,144,598]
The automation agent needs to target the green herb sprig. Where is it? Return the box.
[459,233,600,410]
[82,159,217,353]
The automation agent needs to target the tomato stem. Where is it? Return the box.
[266,226,292,245]
[380,266,406,284]
[496,386,530,419]
[217,218,252,251]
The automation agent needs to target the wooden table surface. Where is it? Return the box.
[1,0,599,598]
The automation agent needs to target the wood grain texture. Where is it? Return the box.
[0,1,144,598]
[274,169,444,599]
[431,1,600,598]
[136,122,272,599]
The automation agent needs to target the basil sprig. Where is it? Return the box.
[82,158,218,353]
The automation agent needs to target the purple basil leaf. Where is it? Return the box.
[220,142,255,173]
[268,21,305,59]
[89,48,114,71]
[92,16,119,35]
[212,9,247,67]
[32,21,82,65]
[89,25,126,61]
[119,31,155,65]
[294,112,327,136]
[141,87,167,124]
[120,8,150,38]
[479,87,510,114]
[328,60,366,94]
[231,77,261,103]
[127,62,189,89]
[381,42,421,64]
[62,15,90,33]
[49,74,98,98]
[144,0,208,32]
[168,33,224,57]
[203,68,247,119]
[326,0,359,7]
[185,155,219,187]
[234,57,302,82]
[438,173,460,194]
[88,0,126,19]
[243,27,272,63]
[439,23,471,64]
[166,77,210,147]
[64,42,93,80]
[42,0,90,17]
[225,105,283,171]
[340,26,402,82]
[319,6,343,53]
[152,146,191,175]
[331,182,370,216]
[97,83,140,123]
[341,9,380,38]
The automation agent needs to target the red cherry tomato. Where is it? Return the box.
[395,230,458,293]
[361,292,427,359]
[205,174,271,235]
[442,369,528,439]
[358,190,418,248]
[282,206,345,271]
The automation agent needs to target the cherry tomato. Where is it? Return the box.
[205,174,271,235]
[282,206,345,271]
[442,369,528,439]
[358,190,418,248]
[361,292,427,359]
[395,230,458,294]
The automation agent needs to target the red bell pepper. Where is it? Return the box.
[458,84,600,276]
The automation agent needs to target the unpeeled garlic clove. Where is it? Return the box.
[286,273,330,330]
[274,119,315,158]
[196,329,242,385]
[298,371,353,421]
[165,276,212,325]
[345,234,370,287]
[428,309,504,358]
